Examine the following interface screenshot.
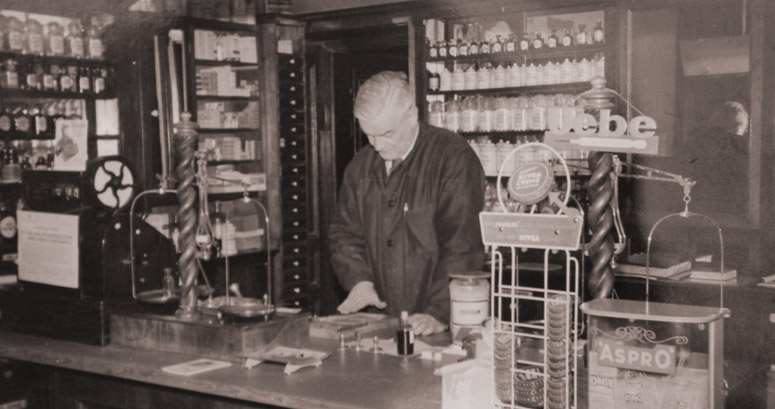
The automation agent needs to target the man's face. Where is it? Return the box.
[357,104,417,161]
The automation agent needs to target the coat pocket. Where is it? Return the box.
[405,204,438,255]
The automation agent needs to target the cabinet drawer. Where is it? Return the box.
[284,243,306,257]
[279,82,304,98]
[281,175,305,189]
[279,55,302,68]
[282,163,306,176]
[280,137,305,149]
[283,219,306,231]
[283,257,306,269]
[282,190,306,203]
[280,123,305,135]
[280,97,303,110]
[283,230,307,242]
[280,150,305,162]
[283,268,308,283]
[279,70,303,84]
[280,113,305,127]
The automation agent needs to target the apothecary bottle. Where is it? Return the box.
[476,62,491,90]
[491,35,503,54]
[457,40,468,57]
[444,99,460,132]
[479,38,490,55]
[3,59,19,89]
[547,30,558,49]
[561,28,573,47]
[25,18,45,55]
[438,41,447,58]
[460,97,478,133]
[7,17,25,53]
[518,32,530,52]
[13,107,31,139]
[86,24,104,59]
[67,20,85,58]
[492,63,506,89]
[464,64,477,90]
[46,21,65,56]
[532,32,543,51]
[452,64,465,91]
[428,101,444,128]
[576,24,588,46]
[439,66,452,91]
[593,20,605,44]
[505,34,516,53]
[468,39,479,56]
[428,40,438,58]
[42,63,57,91]
[78,66,91,93]
[22,61,38,90]
[448,40,458,58]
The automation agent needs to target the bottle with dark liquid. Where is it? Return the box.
[396,310,414,356]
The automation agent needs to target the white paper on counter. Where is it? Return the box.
[17,210,79,289]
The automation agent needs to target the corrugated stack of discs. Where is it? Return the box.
[546,294,572,409]
[493,332,519,404]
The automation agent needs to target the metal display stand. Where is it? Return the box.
[480,143,583,409]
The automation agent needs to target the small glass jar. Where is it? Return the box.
[86,24,104,59]
[67,20,85,58]
[25,18,45,55]
[46,21,65,56]
[449,272,490,339]
[7,17,25,53]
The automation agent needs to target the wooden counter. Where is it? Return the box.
[0,330,444,409]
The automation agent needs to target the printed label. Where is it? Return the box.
[0,215,17,239]
[451,300,488,326]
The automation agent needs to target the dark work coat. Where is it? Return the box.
[328,123,486,324]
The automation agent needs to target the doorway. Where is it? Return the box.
[307,23,409,315]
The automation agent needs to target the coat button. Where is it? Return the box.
[388,200,396,207]
[387,240,395,247]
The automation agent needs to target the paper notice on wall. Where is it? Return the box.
[17,210,79,289]
[54,119,89,171]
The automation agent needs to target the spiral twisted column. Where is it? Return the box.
[174,112,201,321]
[581,77,616,299]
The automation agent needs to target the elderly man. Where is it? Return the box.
[328,71,485,336]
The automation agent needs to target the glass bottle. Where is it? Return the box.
[22,60,38,90]
[32,62,44,91]
[444,99,460,132]
[477,96,493,132]
[491,35,503,54]
[0,108,14,140]
[428,40,438,59]
[12,107,31,140]
[448,40,458,58]
[561,28,573,47]
[25,18,45,55]
[428,101,444,128]
[3,59,19,89]
[576,24,588,46]
[31,105,48,139]
[464,64,477,90]
[505,34,516,53]
[86,24,104,59]
[457,40,468,57]
[162,267,177,299]
[532,32,544,51]
[439,66,452,91]
[468,39,479,56]
[20,156,31,170]
[34,156,47,169]
[593,20,605,44]
[461,96,478,133]
[78,65,91,93]
[438,41,447,58]
[43,63,58,91]
[92,66,106,94]
[476,62,491,90]
[46,21,65,56]
[479,38,490,55]
[547,30,559,49]
[7,17,25,53]
[452,64,465,91]
[0,16,8,52]
[492,63,506,89]
[67,20,85,58]
[59,65,75,93]
[396,311,414,356]
[518,32,530,52]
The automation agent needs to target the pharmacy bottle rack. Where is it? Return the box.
[427,43,605,65]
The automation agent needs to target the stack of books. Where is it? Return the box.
[687,261,738,284]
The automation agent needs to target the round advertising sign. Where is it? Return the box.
[507,161,554,205]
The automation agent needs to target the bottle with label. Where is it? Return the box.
[3,59,19,89]
[396,311,414,356]
[492,63,506,89]
[477,96,493,132]
[34,156,47,170]
[0,108,15,140]
[439,66,452,91]
[86,24,104,59]
[428,40,438,59]
[464,64,477,90]
[452,64,465,91]
[468,40,479,56]
[518,32,530,52]
[476,62,491,90]
[47,21,65,56]
[93,66,107,94]
[494,97,511,132]
[491,35,503,54]
[448,40,458,58]
[561,28,573,47]
[32,105,50,139]
[428,69,440,91]
[479,38,490,55]
[22,61,38,90]
[25,18,45,55]
[593,20,605,44]
[78,65,91,93]
[13,107,31,140]
[576,24,588,46]
[59,65,75,93]
[444,99,460,132]
[0,145,20,183]
[547,30,558,49]
[7,17,24,53]
[428,101,444,128]
[457,40,468,57]
[505,34,516,53]
[532,32,544,51]
[460,97,478,133]
[42,63,57,91]
[438,41,447,58]
[67,20,85,58]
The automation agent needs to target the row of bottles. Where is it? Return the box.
[428,93,580,133]
[0,100,85,141]
[1,57,113,95]
[470,137,588,177]
[1,142,56,183]
[429,21,605,60]
[429,55,604,92]
[0,15,104,59]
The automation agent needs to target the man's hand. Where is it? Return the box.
[337,281,386,314]
[408,313,447,336]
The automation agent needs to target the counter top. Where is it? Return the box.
[0,330,445,409]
